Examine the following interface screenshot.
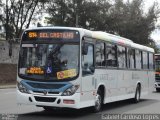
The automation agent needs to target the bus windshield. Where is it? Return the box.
[19,43,79,81]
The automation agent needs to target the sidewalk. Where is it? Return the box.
[0,84,16,89]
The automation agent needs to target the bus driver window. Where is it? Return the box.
[82,43,94,76]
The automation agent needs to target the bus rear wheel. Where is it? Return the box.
[132,84,141,103]
[92,89,102,112]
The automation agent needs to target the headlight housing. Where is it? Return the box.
[17,82,30,94]
[62,85,79,96]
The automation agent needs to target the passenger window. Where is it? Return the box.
[149,53,154,69]
[143,51,148,69]
[95,42,105,67]
[128,48,135,69]
[105,43,117,67]
[117,46,126,68]
[135,50,142,69]
[82,43,94,76]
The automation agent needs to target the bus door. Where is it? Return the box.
[81,40,95,101]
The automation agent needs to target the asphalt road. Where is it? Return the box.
[0,88,160,120]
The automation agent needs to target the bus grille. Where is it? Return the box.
[27,82,65,89]
[34,96,56,102]
[32,90,59,95]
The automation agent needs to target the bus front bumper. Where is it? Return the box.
[17,89,81,109]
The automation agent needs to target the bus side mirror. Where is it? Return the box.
[82,43,89,55]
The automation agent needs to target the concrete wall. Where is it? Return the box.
[0,41,18,84]
[0,41,20,64]
[0,64,17,84]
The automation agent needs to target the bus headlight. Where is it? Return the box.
[62,85,79,96]
[17,82,30,94]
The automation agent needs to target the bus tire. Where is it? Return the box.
[92,89,102,112]
[132,84,141,103]
[156,88,160,92]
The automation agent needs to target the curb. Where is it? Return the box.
[0,85,16,89]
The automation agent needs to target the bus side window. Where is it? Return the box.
[117,45,126,68]
[82,43,94,76]
[105,43,117,67]
[149,53,154,69]
[128,48,135,69]
[135,50,142,69]
[95,42,105,67]
[142,51,148,69]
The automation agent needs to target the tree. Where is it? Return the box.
[46,0,112,29]
[106,0,159,45]
[46,0,70,26]
[0,0,3,21]
[3,0,48,39]
[45,0,159,45]
[2,0,48,57]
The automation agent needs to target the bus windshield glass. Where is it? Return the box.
[19,29,80,81]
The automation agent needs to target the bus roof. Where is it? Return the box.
[91,31,154,53]
[25,26,84,31]
[25,26,154,53]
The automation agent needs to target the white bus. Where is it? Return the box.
[17,27,154,112]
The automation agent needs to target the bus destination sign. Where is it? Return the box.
[28,31,75,39]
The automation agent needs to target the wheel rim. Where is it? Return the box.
[95,93,101,111]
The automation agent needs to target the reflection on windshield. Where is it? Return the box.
[19,44,79,81]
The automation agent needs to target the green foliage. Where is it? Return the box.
[46,0,159,45]
[109,0,158,45]
[46,0,112,29]
[0,0,3,22]
[145,40,159,53]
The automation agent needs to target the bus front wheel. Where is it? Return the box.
[92,89,102,112]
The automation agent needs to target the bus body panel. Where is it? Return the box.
[17,27,155,110]
[80,69,154,105]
